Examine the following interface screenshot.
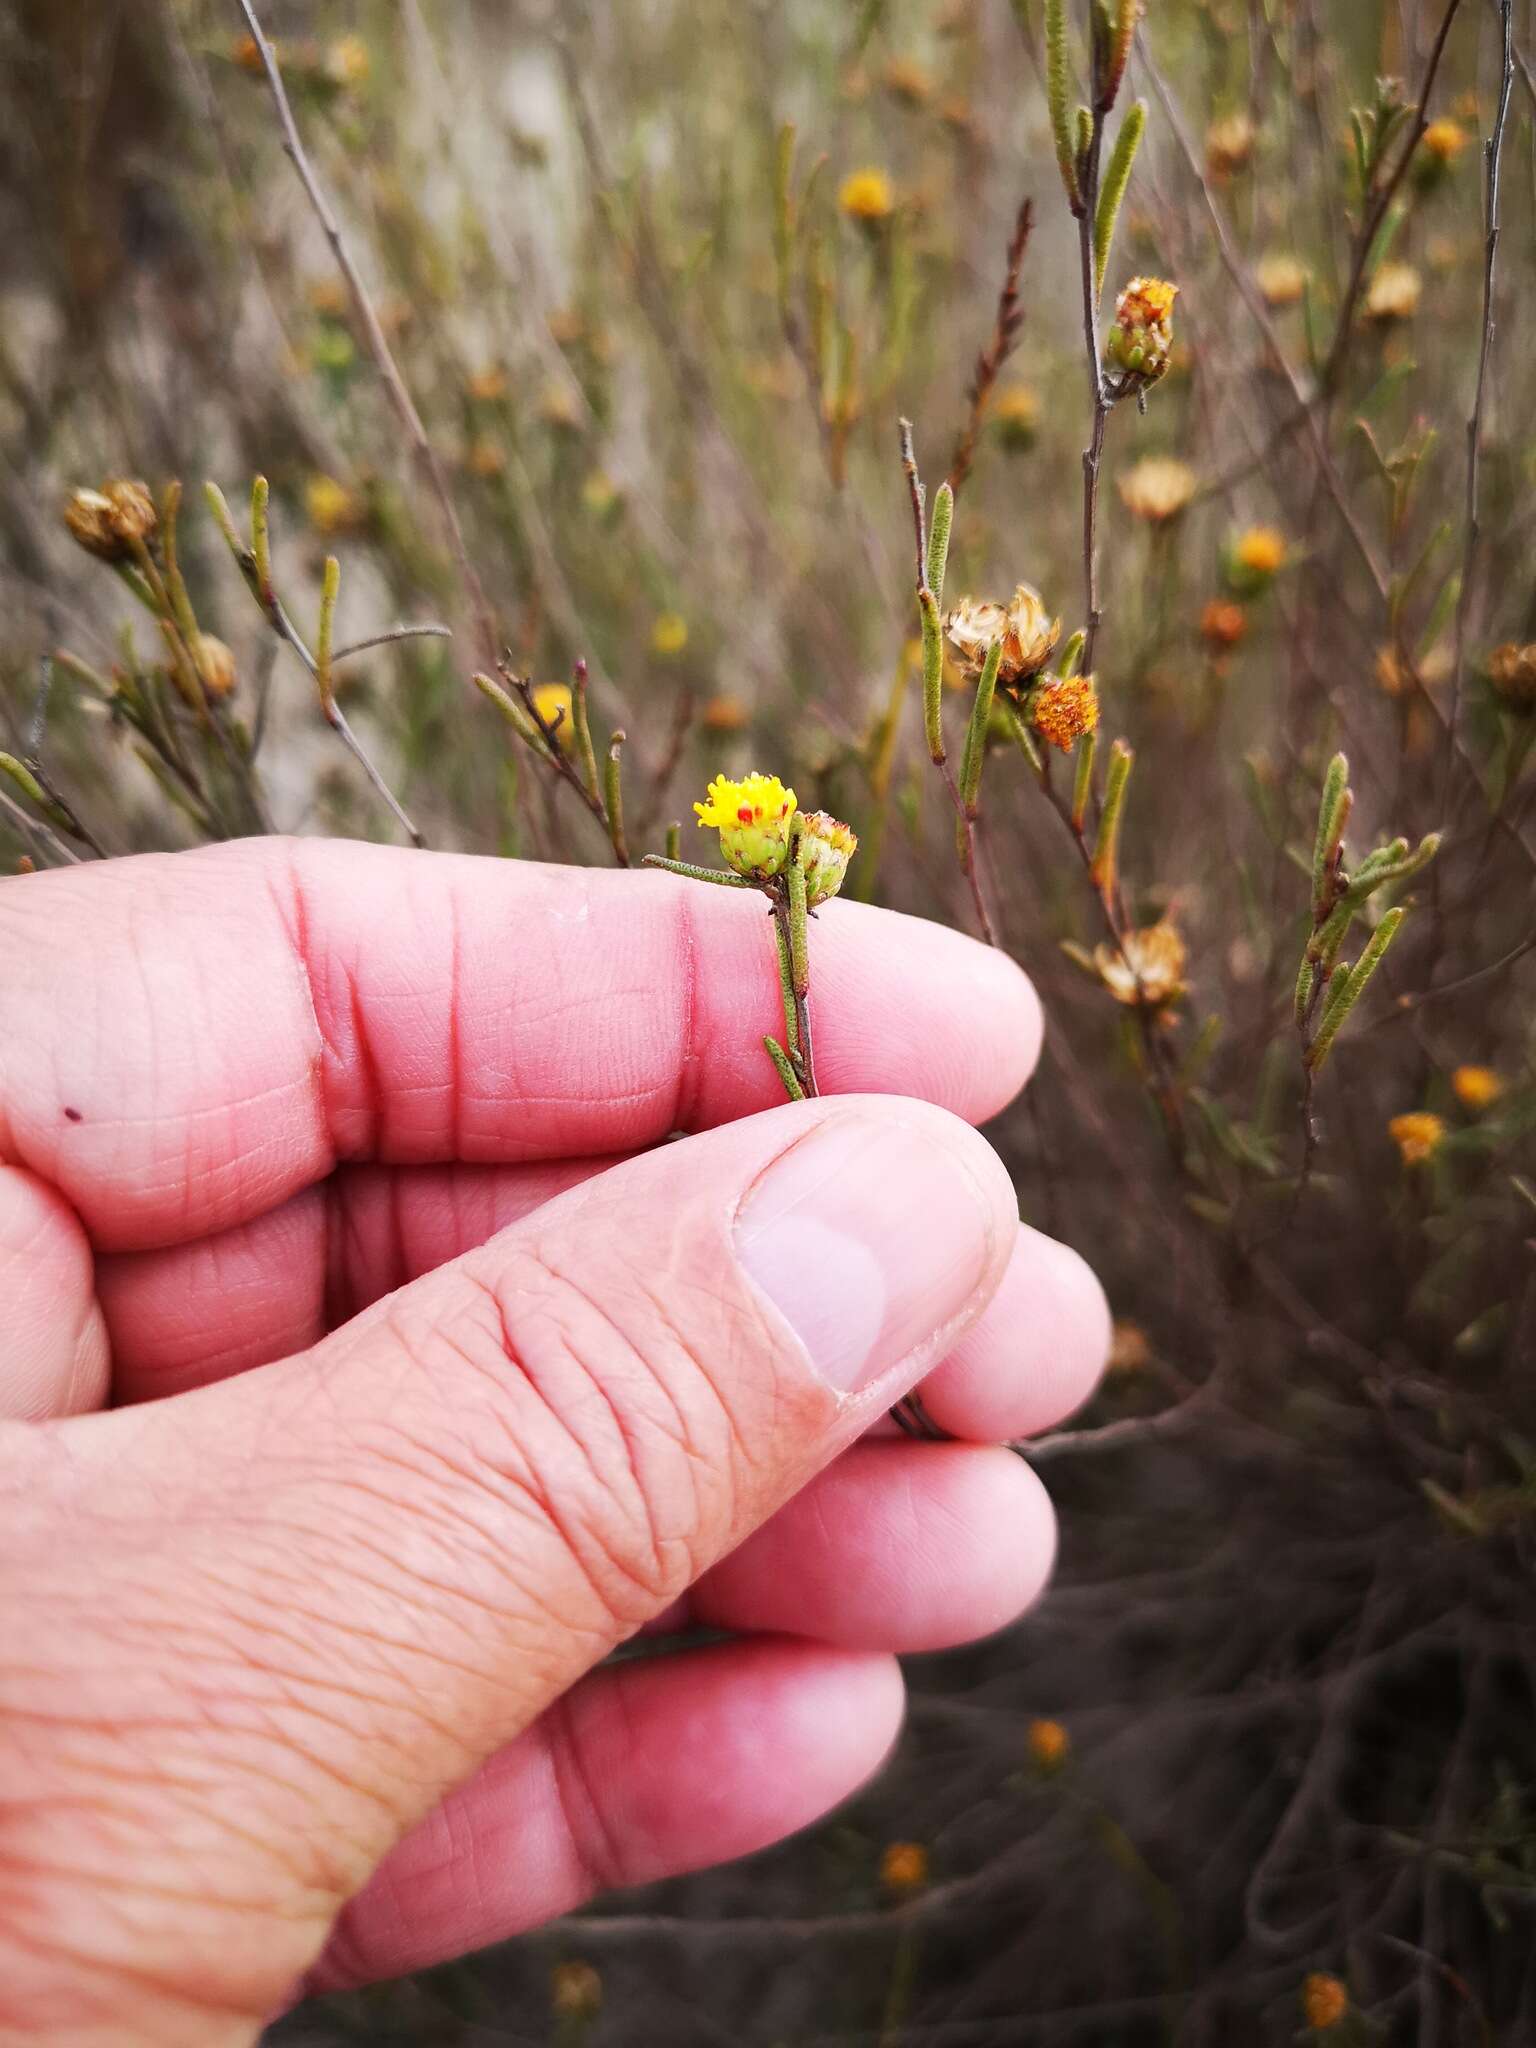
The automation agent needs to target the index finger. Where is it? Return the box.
[0,837,1040,1253]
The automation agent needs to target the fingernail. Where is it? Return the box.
[734,1108,1005,1394]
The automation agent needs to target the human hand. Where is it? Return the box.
[0,840,1108,2044]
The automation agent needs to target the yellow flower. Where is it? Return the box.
[1027,1718,1070,1771]
[1256,252,1309,307]
[991,382,1040,452]
[798,810,859,907]
[464,436,505,479]
[1118,455,1198,524]
[1422,116,1468,163]
[1028,674,1100,753]
[305,473,360,535]
[1226,524,1287,595]
[1388,1111,1445,1165]
[1365,261,1422,322]
[651,612,689,656]
[945,584,1061,688]
[1488,641,1536,710]
[1106,276,1178,384]
[839,167,895,223]
[695,771,798,878]
[1201,599,1248,650]
[1107,1320,1152,1373]
[702,694,749,732]
[63,479,158,562]
[323,34,370,88]
[879,1841,929,1895]
[1206,112,1255,178]
[531,682,574,745]
[1095,922,1187,1008]
[1451,1065,1502,1111]
[1301,1973,1349,2031]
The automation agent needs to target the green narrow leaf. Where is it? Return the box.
[926,481,954,606]
[1093,100,1145,297]
[960,638,1004,816]
[920,587,946,763]
[1071,726,1097,830]
[1307,907,1406,1069]
[1311,750,1350,916]
[1045,0,1081,211]
[1090,740,1133,896]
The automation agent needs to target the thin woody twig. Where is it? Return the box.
[329,623,452,664]
[947,198,1034,499]
[232,0,499,668]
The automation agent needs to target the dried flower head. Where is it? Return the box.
[797,810,859,907]
[193,634,238,700]
[1206,112,1255,178]
[1107,1320,1152,1373]
[1118,455,1198,524]
[1451,1065,1502,1111]
[550,1960,602,2019]
[1028,674,1100,753]
[695,771,798,878]
[1201,599,1248,651]
[1256,252,1309,307]
[879,1841,929,1894]
[945,584,1061,688]
[1488,641,1536,710]
[1388,1110,1445,1166]
[839,167,895,223]
[1095,922,1187,1008]
[1027,1718,1070,1770]
[651,612,689,656]
[1364,261,1422,322]
[991,383,1040,452]
[1301,1973,1349,2031]
[64,479,158,562]
[1106,276,1178,384]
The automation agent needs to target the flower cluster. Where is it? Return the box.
[1028,674,1100,753]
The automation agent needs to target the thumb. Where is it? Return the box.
[6,1096,1016,2040]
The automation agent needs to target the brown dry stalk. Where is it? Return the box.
[947,197,1034,499]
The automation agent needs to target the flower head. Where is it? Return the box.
[695,771,798,878]
[1301,1973,1349,2031]
[531,682,574,745]
[1365,261,1422,322]
[306,473,360,535]
[1488,641,1536,711]
[1027,1718,1070,1771]
[323,34,370,88]
[1423,117,1467,162]
[1201,599,1248,650]
[651,612,689,657]
[839,167,895,223]
[797,810,859,906]
[1451,1065,1502,1111]
[1106,276,1178,385]
[1225,524,1287,596]
[1028,674,1100,753]
[64,479,157,562]
[1257,252,1309,307]
[1388,1110,1445,1166]
[1095,922,1187,1008]
[1119,455,1198,524]
[193,634,238,700]
[1206,112,1255,178]
[884,57,933,107]
[550,1961,602,2020]
[1108,1321,1152,1373]
[991,382,1040,452]
[879,1841,929,1895]
[945,584,1061,688]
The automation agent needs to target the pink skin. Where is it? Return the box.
[0,840,1110,2009]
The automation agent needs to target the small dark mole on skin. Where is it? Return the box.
[63,1106,83,1123]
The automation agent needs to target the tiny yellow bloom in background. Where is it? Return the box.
[1301,1972,1349,2031]
[1488,641,1536,711]
[466,365,508,403]
[1119,455,1198,524]
[1107,1320,1152,1373]
[839,167,895,223]
[798,810,859,907]
[531,682,574,745]
[305,473,360,535]
[1106,276,1178,385]
[1027,1718,1070,1771]
[990,382,1040,452]
[701,694,749,732]
[651,612,689,656]
[1095,922,1188,1008]
[464,436,505,479]
[1451,1065,1502,1111]
[1028,674,1100,753]
[946,584,1061,689]
[1389,1111,1446,1166]
[1365,261,1422,322]
[1225,524,1287,596]
[695,771,798,878]
[1256,252,1309,307]
[879,1841,929,1895]
[550,1959,602,2019]
[1205,111,1255,179]
[323,34,370,89]
[1418,115,1468,188]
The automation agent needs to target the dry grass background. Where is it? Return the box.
[3,0,1535,2041]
